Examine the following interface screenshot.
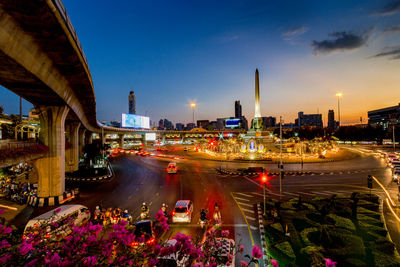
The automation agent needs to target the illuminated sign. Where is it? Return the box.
[225,119,240,129]
[121,114,150,129]
[145,133,156,141]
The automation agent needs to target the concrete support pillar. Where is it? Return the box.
[85,132,93,145]
[65,122,81,173]
[34,105,69,198]
[79,128,86,158]
[119,134,124,149]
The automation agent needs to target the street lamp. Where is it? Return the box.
[336,92,343,127]
[190,102,196,125]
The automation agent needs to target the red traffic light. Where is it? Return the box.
[261,174,268,183]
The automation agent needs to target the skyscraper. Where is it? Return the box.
[128,91,136,114]
[235,100,242,118]
[328,110,336,130]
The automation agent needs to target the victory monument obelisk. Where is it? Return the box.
[251,68,263,130]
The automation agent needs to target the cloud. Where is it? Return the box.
[382,25,400,34]
[375,0,400,16]
[282,26,309,41]
[371,45,400,59]
[311,31,370,54]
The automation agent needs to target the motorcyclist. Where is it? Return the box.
[141,202,149,214]
[94,206,101,222]
[121,209,131,223]
[200,209,207,221]
[213,203,221,223]
[161,203,168,217]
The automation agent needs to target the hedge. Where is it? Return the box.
[357,213,383,227]
[326,214,356,232]
[300,227,318,246]
[269,241,296,266]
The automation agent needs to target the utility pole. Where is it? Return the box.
[280,116,283,198]
[394,125,396,151]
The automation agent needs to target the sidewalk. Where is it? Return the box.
[0,199,27,225]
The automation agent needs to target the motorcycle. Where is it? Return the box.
[111,216,119,224]
[199,218,208,229]
[213,211,222,229]
[140,211,150,220]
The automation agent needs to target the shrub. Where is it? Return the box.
[357,199,379,212]
[326,230,366,258]
[357,207,381,220]
[299,246,325,267]
[326,214,355,232]
[357,214,383,227]
[373,250,400,267]
[292,217,317,232]
[270,223,284,233]
[343,257,367,267]
[358,221,387,237]
[269,241,296,266]
[300,227,318,246]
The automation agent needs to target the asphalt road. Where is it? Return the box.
[11,146,400,266]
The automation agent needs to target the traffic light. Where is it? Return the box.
[367,175,373,189]
[261,174,268,183]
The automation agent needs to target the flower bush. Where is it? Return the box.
[0,209,263,266]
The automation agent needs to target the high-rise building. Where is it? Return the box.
[176,123,184,131]
[368,103,400,129]
[158,119,164,130]
[296,112,323,127]
[128,91,136,114]
[235,100,242,118]
[197,120,209,129]
[327,110,336,130]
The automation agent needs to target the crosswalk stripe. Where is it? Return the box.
[236,192,252,197]
[297,192,315,196]
[246,216,256,221]
[237,202,253,208]
[234,196,250,202]
[283,192,298,196]
[241,207,254,213]
[250,226,257,230]
[311,191,332,196]
[252,192,264,197]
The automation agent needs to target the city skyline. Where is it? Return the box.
[1,0,400,125]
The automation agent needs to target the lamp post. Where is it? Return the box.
[190,102,196,126]
[336,92,342,127]
[279,116,283,198]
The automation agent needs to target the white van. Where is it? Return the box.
[24,204,90,240]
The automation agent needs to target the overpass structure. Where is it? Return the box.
[0,0,247,206]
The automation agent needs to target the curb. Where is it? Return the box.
[27,190,75,207]
[66,164,114,183]
[257,203,269,266]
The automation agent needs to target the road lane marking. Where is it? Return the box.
[236,192,253,197]
[234,196,250,202]
[230,192,256,259]
[246,216,256,221]
[320,191,340,195]
[310,191,332,196]
[237,202,253,208]
[297,192,315,196]
[283,192,298,196]
[241,208,254,213]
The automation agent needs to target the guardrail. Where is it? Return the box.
[51,0,89,71]
[0,141,38,151]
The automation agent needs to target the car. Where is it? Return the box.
[393,170,400,182]
[183,147,188,151]
[208,238,236,267]
[172,200,193,223]
[166,162,178,174]
[24,205,90,241]
[132,220,155,247]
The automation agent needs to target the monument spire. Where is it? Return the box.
[255,69,261,118]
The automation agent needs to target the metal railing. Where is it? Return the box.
[51,0,89,71]
[0,141,38,151]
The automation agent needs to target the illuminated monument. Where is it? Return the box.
[240,69,272,158]
[251,69,263,130]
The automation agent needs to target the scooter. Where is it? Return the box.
[140,211,150,220]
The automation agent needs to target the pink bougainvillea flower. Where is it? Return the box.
[271,258,279,267]
[0,225,13,235]
[221,230,229,237]
[325,258,337,267]
[240,261,248,267]
[55,208,61,213]
[0,239,11,249]
[83,256,98,266]
[149,258,158,266]
[19,240,34,256]
[251,245,263,259]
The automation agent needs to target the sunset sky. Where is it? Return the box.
[1,0,400,126]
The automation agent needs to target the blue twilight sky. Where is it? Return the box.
[1,0,400,125]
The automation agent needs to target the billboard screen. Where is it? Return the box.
[225,119,240,129]
[121,114,150,129]
[145,133,156,141]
